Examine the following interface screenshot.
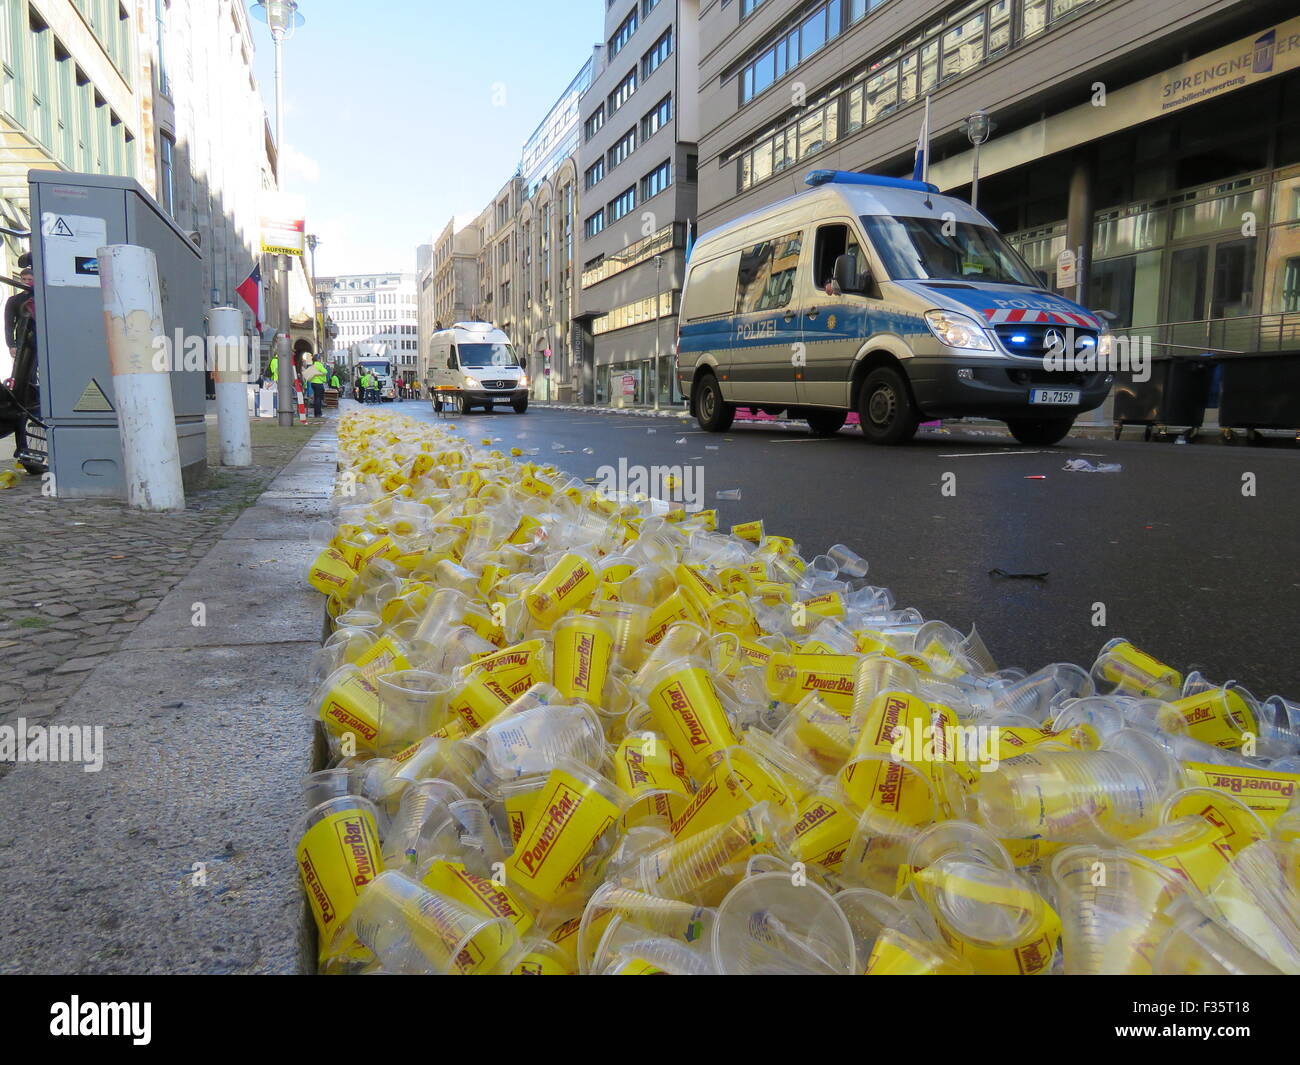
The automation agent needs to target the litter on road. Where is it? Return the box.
[1063,459,1123,473]
[299,411,1300,976]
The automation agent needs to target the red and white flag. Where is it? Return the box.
[236,263,263,330]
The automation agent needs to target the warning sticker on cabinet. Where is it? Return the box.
[40,213,107,288]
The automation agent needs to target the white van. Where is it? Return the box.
[426,322,529,414]
[676,170,1114,445]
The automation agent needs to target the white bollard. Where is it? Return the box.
[97,244,186,511]
[209,306,252,466]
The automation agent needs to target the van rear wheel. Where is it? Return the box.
[858,366,918,445]
[694,373,735,432]
[805,410,846,436]
[1006,416,1075,446]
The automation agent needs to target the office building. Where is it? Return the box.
[575,0,701,406]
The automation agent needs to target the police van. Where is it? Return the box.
[676,171,1114,445]
[425,322,529,415]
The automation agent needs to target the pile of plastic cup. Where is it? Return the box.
[296,410,1300,974]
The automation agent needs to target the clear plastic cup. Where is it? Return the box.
[911,855,1062,975]
[1152,895,1284,975]
[1049,844,1192,975]
[382,780,457,870]
[636,801,792,904]
[347,870,517,975]
[834,886,935,966]
[905,820,1014,874]
[377,670,451,751]
[480,701,606,781]
[826,543,868,579]
[578,883,715,974]
[977,745,1162,843]
[710,871,856,975]
[849,657,921,731]
[994,662,1095,723]
[1206,840,1300,974]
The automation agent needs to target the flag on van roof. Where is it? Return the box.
[912,96,931,184]
[685,219,695,262]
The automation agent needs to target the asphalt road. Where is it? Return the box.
[386,399,1300,701]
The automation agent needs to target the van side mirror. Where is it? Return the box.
[833,253,868,295]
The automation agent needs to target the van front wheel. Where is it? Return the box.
[858,366,918,445]
[1006,416,1075,446]
[694,374,735,432]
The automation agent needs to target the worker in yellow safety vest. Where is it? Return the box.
[302,355,328,418]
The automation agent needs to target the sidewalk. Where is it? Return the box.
[0,413,336,973]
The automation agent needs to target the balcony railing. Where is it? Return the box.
[1111,313,1300,358]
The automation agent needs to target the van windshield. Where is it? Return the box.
[457,343,520,368]
[860,215,1041,287]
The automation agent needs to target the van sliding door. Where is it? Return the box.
[728,231,805,405]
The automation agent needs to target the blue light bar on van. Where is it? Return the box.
[804,169,940,194]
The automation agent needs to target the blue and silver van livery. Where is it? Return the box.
[675,171,1114,445]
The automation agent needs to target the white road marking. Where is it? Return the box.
[938,450,1044,457]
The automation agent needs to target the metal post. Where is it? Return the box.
[211,306,252,466]
[971,140,981,211]
[653,254,662,411]
[272,31,295,427]
[97,244,185,511]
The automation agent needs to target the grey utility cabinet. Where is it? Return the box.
[28,170,206,498]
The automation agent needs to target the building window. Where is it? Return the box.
[584,103,605,141]
[585,209,606,238]
[609,186,636,222]
[158,131,175,214]
[585,158,605,189]
[640,94,673,142]
[607,128,636,170]
[641,28,672,80]
[609,8,638,57]
[642,0,661,15]
[640,159,671,201]
[155,0,170,98]
[609,69,636,114]
[592,290,673,335]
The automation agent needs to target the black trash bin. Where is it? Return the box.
[1112,354,1213,440]
[1217,353,1300,440]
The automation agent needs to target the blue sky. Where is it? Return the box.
[250,0,600,276]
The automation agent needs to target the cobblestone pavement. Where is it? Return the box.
[0,413,325,728]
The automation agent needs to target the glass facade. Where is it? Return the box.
[728,0,1104,193]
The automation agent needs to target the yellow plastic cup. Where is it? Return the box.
[1160,685,1259,749]
[308,546,358,598]
[1091,637,1182,700]
[525,552,600,627]
[297,796,384,955]
[316,665,384,750]
[645,663,738,778]
[505,760,629,905]
[788,788,860,873]
[420,858,535,936]
[1181,761,1300,825]
[765,651,858,711]
[552,614,615,704]
[667,747,793,841]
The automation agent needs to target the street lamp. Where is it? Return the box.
[252,0,305,426]
[959,108,995,211]
[653,254,663,411]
